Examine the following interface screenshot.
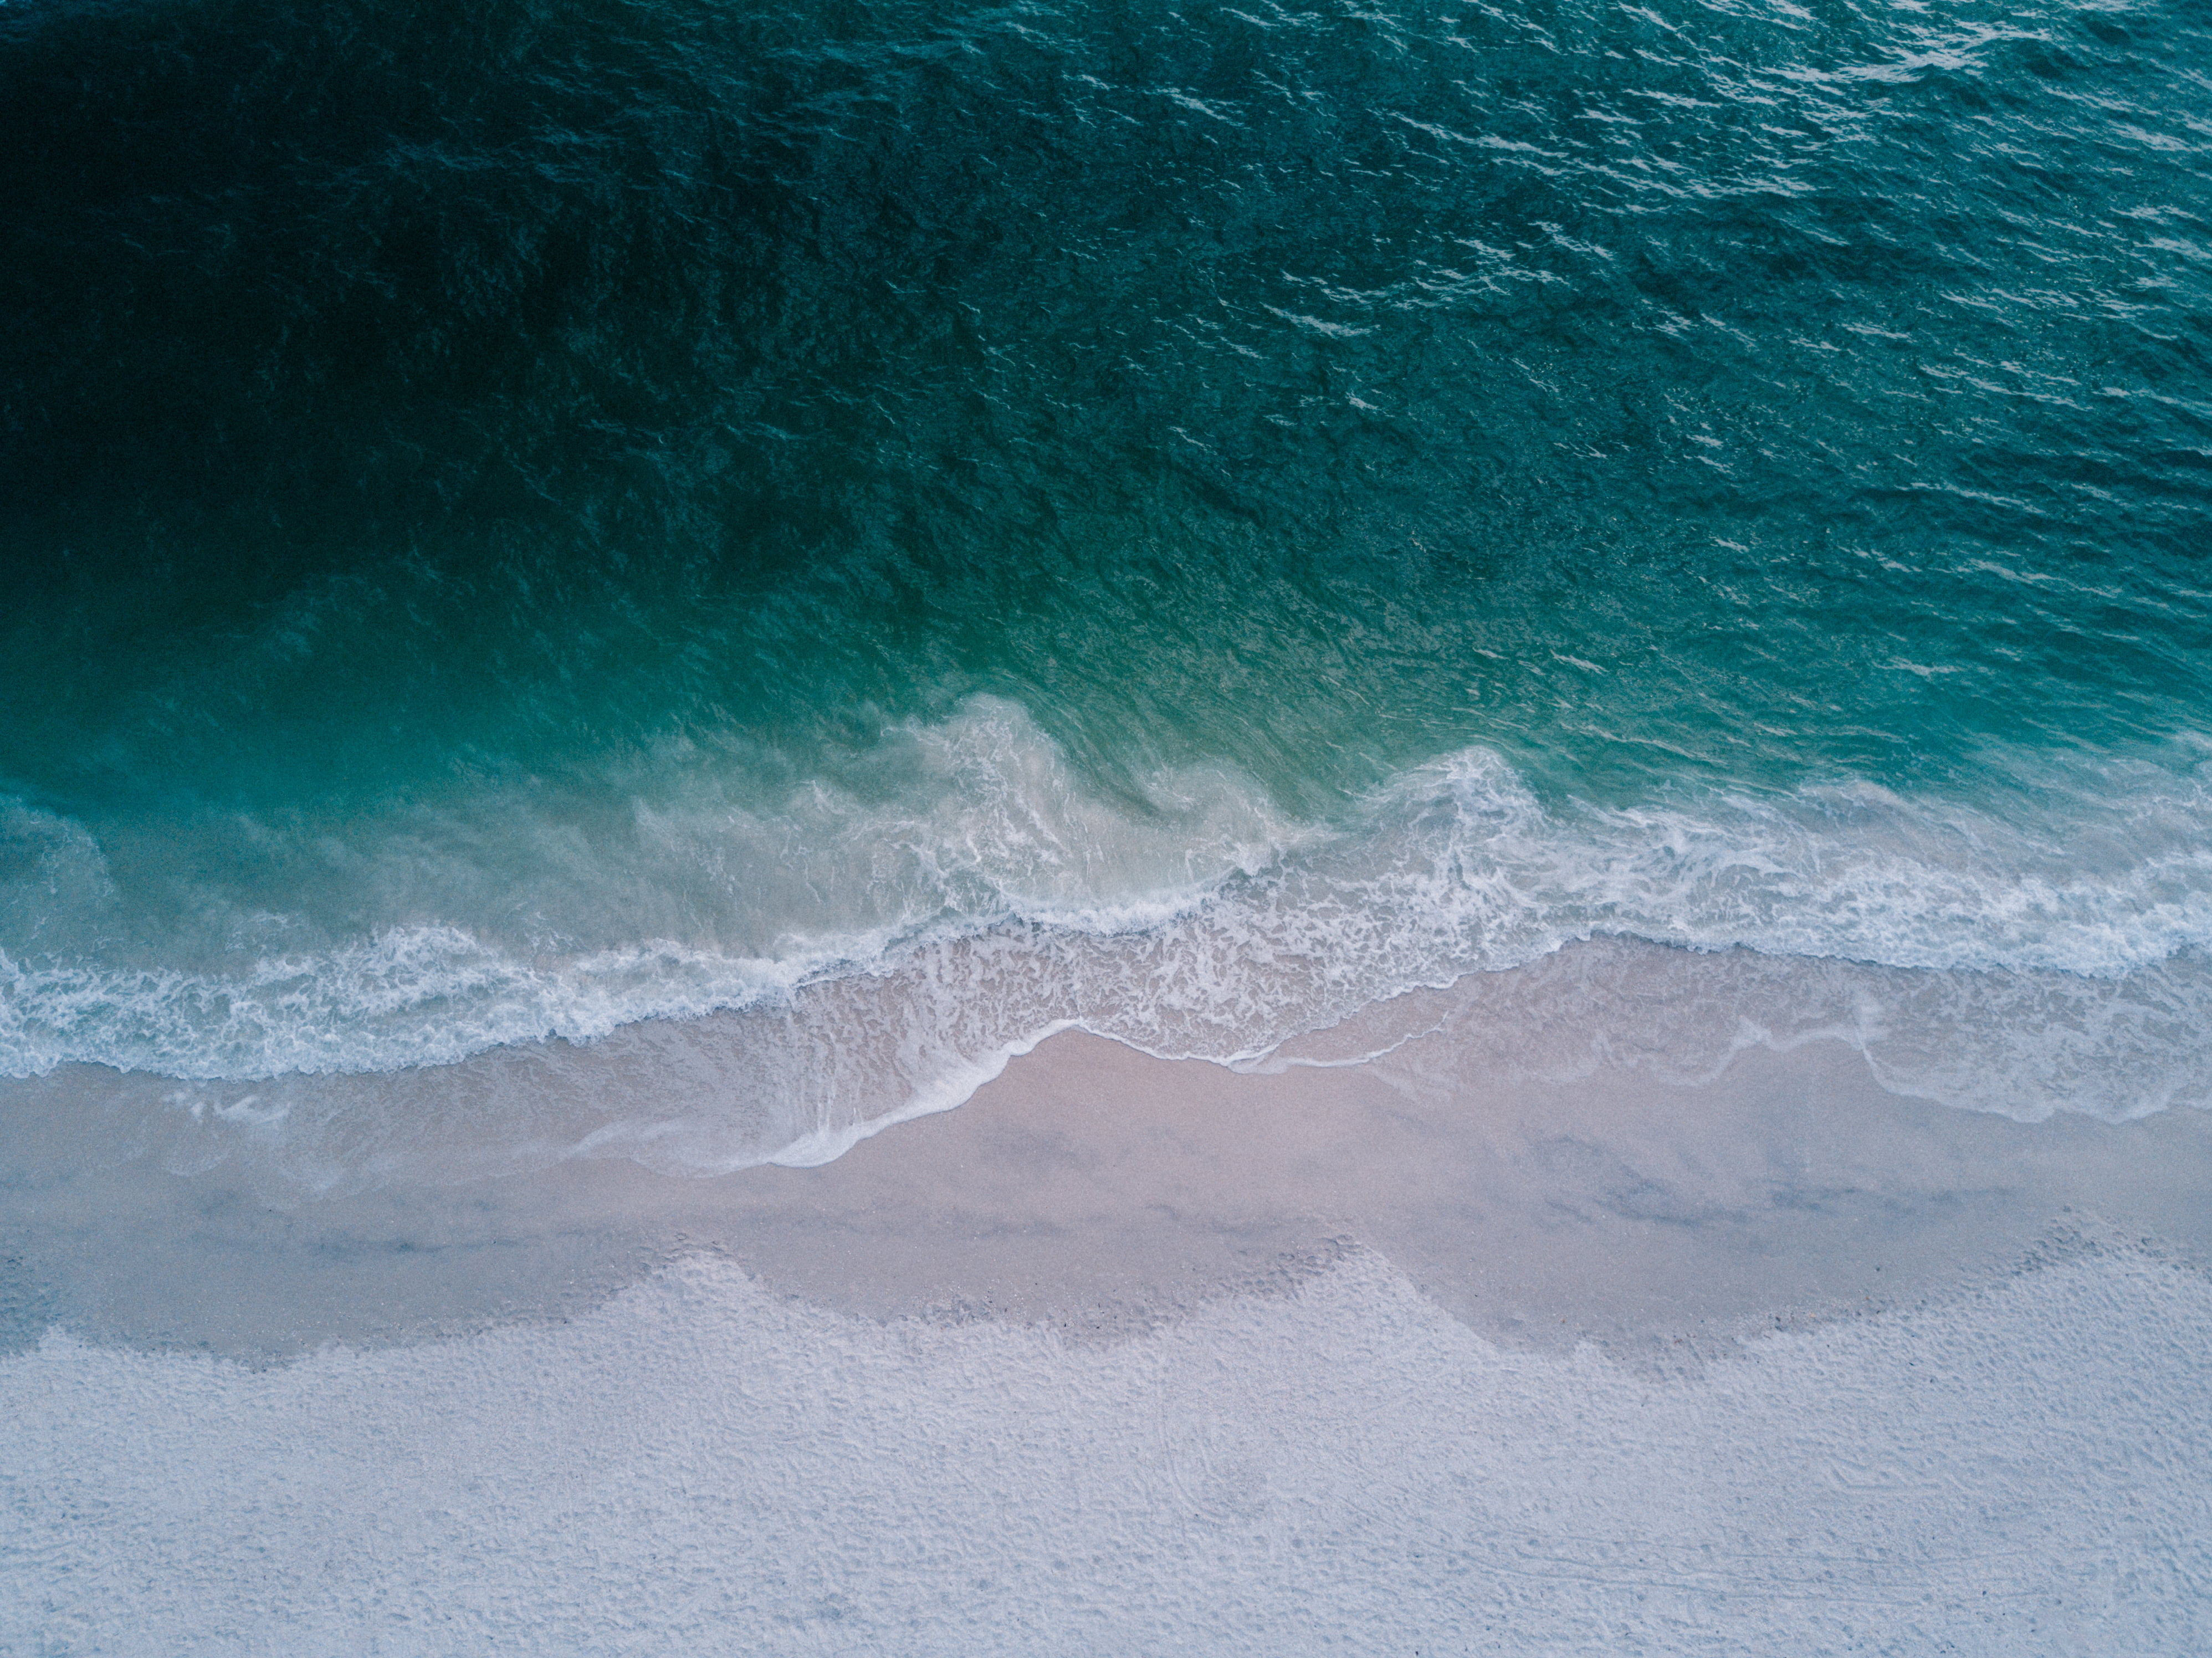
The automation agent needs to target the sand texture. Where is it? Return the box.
[6,965,2211,1652]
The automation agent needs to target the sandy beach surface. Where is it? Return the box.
[6,962,2212,1652]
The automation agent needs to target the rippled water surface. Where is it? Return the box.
[3,0,2210,1142]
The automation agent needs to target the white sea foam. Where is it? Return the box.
[6,698,2212,1176]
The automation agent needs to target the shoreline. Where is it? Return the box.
[6,1001,2210,1365]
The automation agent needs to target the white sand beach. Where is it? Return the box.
[6,944,2211,1652]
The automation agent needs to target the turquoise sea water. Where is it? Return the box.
[4,0,2211,1153]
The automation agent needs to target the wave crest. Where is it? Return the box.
[6,701,2212,1159]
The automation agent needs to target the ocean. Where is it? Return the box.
[5,0,2211,1184]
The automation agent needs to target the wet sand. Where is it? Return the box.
[6,1018,2210,1366]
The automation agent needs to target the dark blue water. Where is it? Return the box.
[4,0,2210,1146]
